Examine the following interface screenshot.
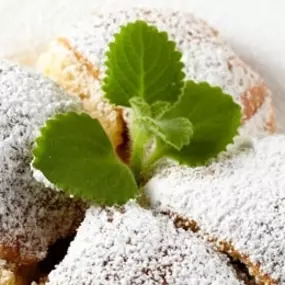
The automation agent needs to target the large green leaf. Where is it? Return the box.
[33,112,138,205]
[103,21,185,106]
[162,81,242,165]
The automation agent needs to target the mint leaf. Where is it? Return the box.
[161,81,241,165]
[32,112,138,205]
[103,21,185,106]
[130,97,151,117]
[150,101,171,118]
[129,97,192,151]
[129,97,171,119]
[138,116,193,151]
[128,97,151,182]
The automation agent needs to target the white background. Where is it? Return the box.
[0,0,284,130]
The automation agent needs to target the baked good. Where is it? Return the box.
[46,202,244,285]
[0,61,86,282]
[145,135,285,284]
[38,8,275,139]
[14,7,279,284]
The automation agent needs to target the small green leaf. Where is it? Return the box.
[32,112,138,205]
[129,97,151,117]
[129,97,193,151]
[103,20,185,106]
[128,98,151,182]
[150,101,171,118]
[129,97,171,119]
[162,81,242,165]
[138,116,193,151]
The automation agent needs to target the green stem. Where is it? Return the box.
[142,140,167,173]
[130,122,148,184]
[130,136,144,183]
[144,148,163,170]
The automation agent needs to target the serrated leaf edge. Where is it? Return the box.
[167,80,242,166]
[32,112,138,206]
[102,20,185,106]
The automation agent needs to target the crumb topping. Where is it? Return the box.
[0,61,86,264]
[145,135,285,283]
[62,7,273,135]
[47,202,243,285]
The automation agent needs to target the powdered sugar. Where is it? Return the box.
[145,135,285,283]
[62,7,273,135]
[0,60,86,263]
[47,202,243,285]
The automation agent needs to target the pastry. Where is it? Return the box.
[5,7,277,285]
[38,8,276,138]
[0,61,86,283]
[145,135,285,284]
[46,202,244,285]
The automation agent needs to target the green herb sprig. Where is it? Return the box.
[32,21,241,205]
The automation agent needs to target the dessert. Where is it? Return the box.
[46,202,244,285]
[38,8,275,137]
[0,7,277,285]
[145,135,285,284]
[0,61,86,283]
[31,14,280,284]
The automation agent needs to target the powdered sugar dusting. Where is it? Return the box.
[0,60,86,263]
[145,135,285,283]
[47,202,243,285]
[63,7,273,135]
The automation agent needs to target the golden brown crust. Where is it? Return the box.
[167,211,277,285]
[0,245,37,266]
[265,96,276,133]
[240,84,276,133]
[217,242,277,285]
[226,56,276,134]
[241,85,266,122]
[38,38,124,149]
[171,212,200,233]
[57,38,100,98]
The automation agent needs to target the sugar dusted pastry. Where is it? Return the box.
[145,135,285,284]
[0,61,86,273]
[31,9,282,285]
[38,8,275,137]
[47,202,244,285]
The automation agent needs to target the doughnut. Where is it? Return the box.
[46,202,244,285]
[0,61,86,281]
[145,135,285,284]
[38,8,276,140]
